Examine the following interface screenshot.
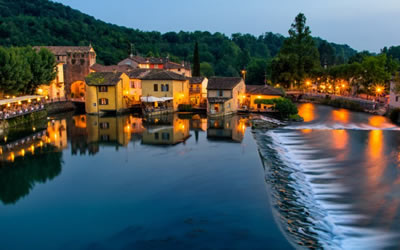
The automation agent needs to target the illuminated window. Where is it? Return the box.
[99,98,108,105]
[99,86,108,92]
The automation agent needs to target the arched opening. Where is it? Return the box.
[71,81,85,100]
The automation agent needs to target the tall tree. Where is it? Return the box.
[192,41,200,76]
[318,41,335,67]
[271,13,320,87]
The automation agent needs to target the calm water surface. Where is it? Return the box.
[0,113,291,250]
[2,104,400,250]
[254,103,400,249]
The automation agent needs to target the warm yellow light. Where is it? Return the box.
[328,85,332,89]
[341,84,345,88]
[9,152,14,162]
[275,84,280,88]
[28,99,31,103]
[40,141,44,147]
[37,97,41,101]
[20,149,25,157]
[45,96,48,100]
[38,88,43,94]
[30,145,35,153]
[12,96,16,98]
[124,90,129,95]
[32,127,36,131]
[7,103,10,107]
[306,80,311,86]
[376,86,384,94]
[257,96,261,99]
[4,136,7,142]
[18,101,21,105]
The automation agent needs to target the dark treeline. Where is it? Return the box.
[0,0,358,84]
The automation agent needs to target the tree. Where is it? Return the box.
[246,58,268,85]
[318,40,335,67]
[271,13,320,87]
[25,47,57,94]
[200,62,214,77]
[192,41,200,77]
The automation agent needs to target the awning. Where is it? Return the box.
[0,95,44,106]
[141,96,173,103]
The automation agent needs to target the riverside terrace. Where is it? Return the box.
[0,96,46,120]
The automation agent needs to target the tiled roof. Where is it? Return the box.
[119,55,164,65]
[207,77,243,90]
[127,69,155,79]
[246,85,284,96]
[85,72,123,86]
[90,64,134,73]
[33,46,93,56]
[164,61,191,70]
[141,70,187,81]
[189,77,205,84]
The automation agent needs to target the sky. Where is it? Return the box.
[53,0,400,52]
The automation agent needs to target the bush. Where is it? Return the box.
[255,97,298,118]
[389,108,400,124]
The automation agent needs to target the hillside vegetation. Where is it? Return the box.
[0,0,359,82]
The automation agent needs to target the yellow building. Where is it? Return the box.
[141,70,189,111]
[245,85,284,110]
[86,115,132,147]
[37,63,65,100]
[189,77,208,108]
[85,72,136,114]
[207,116,247,143]
[142,114,190,145]
[207,77,245,116]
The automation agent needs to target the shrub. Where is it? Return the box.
[255,97,298,118]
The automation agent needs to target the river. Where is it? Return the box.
[0,104,399,249]
[254,103,400,249]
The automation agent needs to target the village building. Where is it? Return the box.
[141,115,190,146]
[35,45,96,100]
[189,77,208,108]
[207,116,247,143]
[90,63,134,74]
[206,77,245,116]
[245,85,284,111]
[118,55,191,76]
[85,72,135,114]
[390,82,400,109]
[140,70,189,112]
[37,62,65,101]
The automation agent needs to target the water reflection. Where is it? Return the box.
[207,116,247,143]
[142,115,190,146]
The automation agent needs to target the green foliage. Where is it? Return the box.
[0,46,55,95]
[192,41,200,77]
[389,108,400,124]
[200,62,215,77]
[246,58,269,85]
[271,13,321,87]
[0,0,356,78]
[255,97,298,118]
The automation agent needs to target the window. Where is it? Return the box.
[130,81,134,88]
[99,86,108,92]
[218,90,223,97]
[162,132,170,141]
[161,84,165,91]
[99,122,110,129]
[99,98,109,105]
[397,96,400,102]
[165,84,169,91]
[155,132,159,140]
[154,84,158,91]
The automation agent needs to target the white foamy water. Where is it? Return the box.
[256,129,400,249]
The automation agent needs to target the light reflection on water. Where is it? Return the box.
[0,113,294,250]
[255,103,400,249]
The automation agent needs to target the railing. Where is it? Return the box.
[0,104,45,120]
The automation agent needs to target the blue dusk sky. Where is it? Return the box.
[53,0,400,52]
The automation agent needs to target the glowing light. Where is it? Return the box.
[18,101,21,105]
[257,96,261,99]
[20,149,25,157]
[341,84,345,88]
[9,152,15,162]
[7,103,10,107]
[4,136,7,142]
[30,145,35,153]
[38,88,43,94]
[28,99,31,103]
[32,127,36,131]
[306,80,311,86]
[37,97,41,101]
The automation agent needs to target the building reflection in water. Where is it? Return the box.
[141,114,190,146]
[207,116,247,143]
